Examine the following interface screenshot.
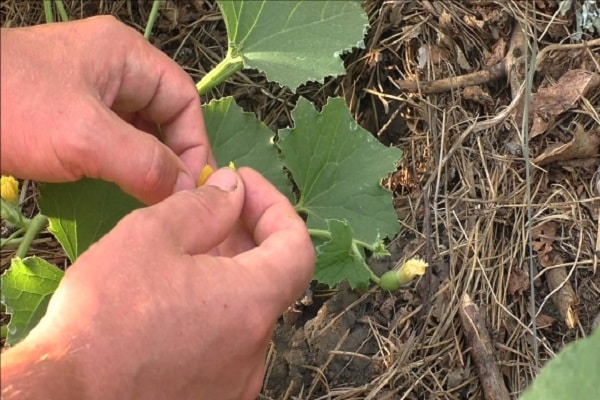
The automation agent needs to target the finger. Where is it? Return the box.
[98,19,212,181]
[233,168,315,315]
[126,168,245,255]
[62,102,195,204]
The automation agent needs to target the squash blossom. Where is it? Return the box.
[379,257,429,291]
[197,165,215,187]
[1,175,19,204]
[197,162,237,187]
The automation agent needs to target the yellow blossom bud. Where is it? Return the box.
[197,165,214,187]
[1,175,19,204]
[379,258,428,291]
[197,163,237,187]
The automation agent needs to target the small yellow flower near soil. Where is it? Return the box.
[396,258,428,285]
[197,162,237,187]
[1,175,19,204]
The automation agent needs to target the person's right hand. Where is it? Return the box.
[1,167,315,400]
[0,16,212,205]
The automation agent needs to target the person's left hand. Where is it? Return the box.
[0,16,212,204]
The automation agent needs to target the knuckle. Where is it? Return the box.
[141,142,171,194]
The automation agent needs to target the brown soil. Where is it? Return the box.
[2,1,599,399]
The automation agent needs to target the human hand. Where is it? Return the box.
[1,167,315,400]
[0,16,211,204]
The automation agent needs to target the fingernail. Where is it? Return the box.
[204,167,238,192]
[174,170,195,192]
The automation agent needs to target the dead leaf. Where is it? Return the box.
[535,313,556,330]
[508,267,529,297]
[463,86,493,106]
[527,70,600,138]
[534,126,600,165]
[485,38,506,66]
[532,222,557,268]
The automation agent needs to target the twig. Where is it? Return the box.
[391,32,600,95]
[391,62,506,94]
[459,293,511,400]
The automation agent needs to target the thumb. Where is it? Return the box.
[126,167,245,255]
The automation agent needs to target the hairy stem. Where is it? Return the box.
[43,0,55,23]
[15,214,48,259]
[144,0,162,40]
[0,228,25,248]
[196,52,244,96]
[54,0,69,22]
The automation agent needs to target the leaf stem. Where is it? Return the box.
[144,0,162,40]
[0,228,25,248]
[15,214,48,259]
[308,228,384,285]
[43,0,55,23]
[196,52,244,96]
[54,0,69,22]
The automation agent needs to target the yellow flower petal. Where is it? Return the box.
[1,175,19,204]
[197,165,214,187]
[228,161,236,171]
[396,258,428,285]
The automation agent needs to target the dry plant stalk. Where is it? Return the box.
[459,293,510,400]
[545,256,579,329]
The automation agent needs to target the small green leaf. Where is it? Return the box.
[1,257,64,346]
[520,328,600,400]
[203,97,292,199]
[279,97,401,244]
[314,219,372,289]
[218,0,368,90]
[39,179,142,262]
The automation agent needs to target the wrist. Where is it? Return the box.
[1,270,137,399]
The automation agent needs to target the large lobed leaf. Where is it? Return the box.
[218,0,368,90]
[203,97,292,199]
[520,328,600,400]
[39,179,142,262]
[1,257,64,346]
[279,97,401,244]
[315,219,372,289]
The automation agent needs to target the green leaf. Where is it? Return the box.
[279,97,401,244]
[1,256,64,346]
[39,179,142,262]
[218,0,368,90]
[203,97,292,199]
[520,328,600,400]
[314,219,372,289]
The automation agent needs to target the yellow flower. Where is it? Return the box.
[1,175,19,204]
[197,165,214,187]
[396,258,428,284]
[197,162,237,187]
[379,257,429,291]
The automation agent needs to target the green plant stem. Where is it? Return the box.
[308,228,381,253]
[1,325,7,341]
[308,228,381,285]
[43,0,55,23]
[196,52,244,96]
[54,0,69,22]
[0,228,25,248]
[144,0,162,40]
[15,214,48,259]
